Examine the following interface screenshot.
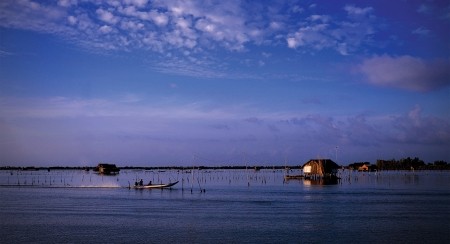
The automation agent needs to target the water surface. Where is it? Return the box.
[1,169,449,243]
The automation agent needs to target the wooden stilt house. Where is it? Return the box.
[302,159,340,179]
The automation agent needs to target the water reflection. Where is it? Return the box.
[303,177,339,186]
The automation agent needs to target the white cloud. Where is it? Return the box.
[358,55,450,92]
[75,13,96,32]
[120,20,144,31]
[417,4,431,14]
[290,5,303,13]
[0,49,13,57]
[118,6,168,27]
[286,5,376,55]
[175,16,191,29]
[344,5,373,16]
[195,19,216,33]
[2,0,446,82]
[390,105,450,144]
[119,5,137,16]
[58,0,77,7]
[67,15,77,25]
[0,1,67,32]
[124,0,149,8]
[412,27,430,35]
[99,25,113,34]
[336,43,348,55]
[286,37,299,48]
[261,52,271,58]
[149,10,169,26]
[142,32,164,52]
[159,0,253,51]
[58,0,78,7]
[0,1,280,61]
[308,14,330,22]
[269,21,283,30]
[96,8,119,24]
[153,55,227,78]
[287,24,331,51]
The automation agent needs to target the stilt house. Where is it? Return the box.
[302,159,340,179]
[94,163,120,175]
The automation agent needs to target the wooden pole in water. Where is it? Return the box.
[191,166,194,193]
[181,169,184,192]
[197,177,202,192]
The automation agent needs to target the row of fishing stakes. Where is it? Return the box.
[179,169,206,193]
[3,168,283,189]
[6,171,93,187]
[177,168,278,193]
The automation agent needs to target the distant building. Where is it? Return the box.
[94,163,120,175]
[358,163,370,172]
[302,159,340,179]
[347,162,377,171]
[354,163,377,172]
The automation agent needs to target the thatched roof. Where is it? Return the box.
[302,159,339,176]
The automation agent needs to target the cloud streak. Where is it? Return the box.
[1,96,449,164]
[358,55,450,92]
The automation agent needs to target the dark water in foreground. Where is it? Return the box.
[1,169,450,243]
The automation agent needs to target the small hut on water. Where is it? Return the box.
[302,159,340,179]
[94,163,120,175]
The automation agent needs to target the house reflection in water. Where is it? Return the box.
[303,177,339,185]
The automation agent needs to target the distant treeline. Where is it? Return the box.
[376,157,449,170]
[0,165,302,171]
[348,157,449,171]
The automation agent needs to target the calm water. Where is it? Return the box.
[1,169,449,243]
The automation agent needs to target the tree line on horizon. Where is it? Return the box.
[348,157,449,171]
[0,157,448,171]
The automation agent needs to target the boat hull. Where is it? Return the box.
[284,175,304,180]
[132,181,179,189]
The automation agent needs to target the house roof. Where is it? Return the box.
[303,159,340,173]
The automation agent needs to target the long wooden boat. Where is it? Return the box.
[132,181,179,189]
[284,175,304,180]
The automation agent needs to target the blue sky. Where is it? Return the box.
[1,0,449,166]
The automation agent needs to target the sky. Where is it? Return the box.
[0,0,449,167]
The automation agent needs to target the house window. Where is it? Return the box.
[304,165,312,173]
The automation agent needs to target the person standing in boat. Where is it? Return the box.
[139,179,143,186]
